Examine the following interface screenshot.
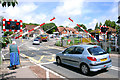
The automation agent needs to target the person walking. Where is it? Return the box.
[9,41,20,69]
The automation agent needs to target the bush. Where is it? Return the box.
[55,41,61,46]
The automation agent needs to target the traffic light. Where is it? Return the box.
[5,21,20,30]
[101,27,109,33]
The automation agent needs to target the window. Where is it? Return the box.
[76,31,78,33]
[63,47,75,54]
[88,47,106,55]
[74,47,84,54]
[64,30,66,33]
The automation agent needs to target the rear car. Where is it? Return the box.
[41,34,49,41]
[33,39,40,45]
[56,45,112,75]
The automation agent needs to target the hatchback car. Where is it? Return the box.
[33,39,40,45]
[56,45,112,75]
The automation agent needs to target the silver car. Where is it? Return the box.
[56,45,112,75]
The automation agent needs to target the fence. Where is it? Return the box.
[55,37,92,47]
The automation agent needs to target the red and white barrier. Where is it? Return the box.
[15,17,56,39]
[68,17,100,43]
[2,18,23,32]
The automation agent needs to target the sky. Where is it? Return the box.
[0,0,119,30]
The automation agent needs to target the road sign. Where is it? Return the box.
[2,18,22,32]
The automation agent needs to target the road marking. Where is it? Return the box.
[46,46,64,50]
[29,47,39,50]
[47,56,55,62]
[110,66,120,71]
[38,55,45,63]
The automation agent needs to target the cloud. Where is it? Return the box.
[87,19,98,29]
[0,2,48,24]
[53,0,84,17]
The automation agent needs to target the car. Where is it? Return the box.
[56,45,112,75]
[33,39,40,45]
[41,34,49,41]
[36,37,42,43]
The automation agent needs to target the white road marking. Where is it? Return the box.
[110,66,120,71]
[29,47,39,50]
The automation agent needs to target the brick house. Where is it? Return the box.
[25,25,44,37]
[55,27,79,36]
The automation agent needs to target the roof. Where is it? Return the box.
[65,28,77,32]
[57,27,65,32]
[90,27,116,33]
[25,25,38,30]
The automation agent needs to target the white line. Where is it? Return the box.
[46,70,49,79]
[110,66,120,71]
[37,64,66,79]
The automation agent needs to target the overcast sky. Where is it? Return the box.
[0,0,119,29]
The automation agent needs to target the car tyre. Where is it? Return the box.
[80,64,90,75]
[56,57,61,65]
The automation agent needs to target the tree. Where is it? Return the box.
[95,22,100,30]
[88,28,93,33]
[0,0,18,7]
[116,25,120,33]
[74,24,87,32]
[99,22,102,27]
[59,26,64,27]
[41,23,57,34]
[104,20,116,29]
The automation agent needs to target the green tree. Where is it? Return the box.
[104,20,116,29]
[42,23,57,34]
[0,0,18,7]
[116,25,120,33]
[74,24,87,32]
[88,28,93,33]
[99,22,102,27]
[95,22,100,30]
[59,26,64,27]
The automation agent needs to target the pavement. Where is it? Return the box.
[0,46,64,79]
[0,39,119,79]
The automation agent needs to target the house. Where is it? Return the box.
[55,27,67,36]
[90,26,116,41]
[24,25,44,37]
[55,27,79,37]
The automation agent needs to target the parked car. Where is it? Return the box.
[33,39,40,45]
[41,34,49,41]
[56,45,112,75]
[36,37,42,43]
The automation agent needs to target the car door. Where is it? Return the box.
[68,47,84,67]
[61,47,75,64]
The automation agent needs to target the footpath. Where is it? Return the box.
[0,45,119,80]
[0,47,64,80]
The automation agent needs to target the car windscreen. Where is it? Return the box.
[41,35,47,37]
[34,39,39,41]
[88,47,107,55]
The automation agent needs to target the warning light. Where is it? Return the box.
[11,26,15,29]
[16,22,19,26]
[7,22,10,25]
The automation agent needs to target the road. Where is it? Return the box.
[3,38,120,78]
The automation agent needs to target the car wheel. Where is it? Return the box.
[80,64,90,75]
[56,57,61,65]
